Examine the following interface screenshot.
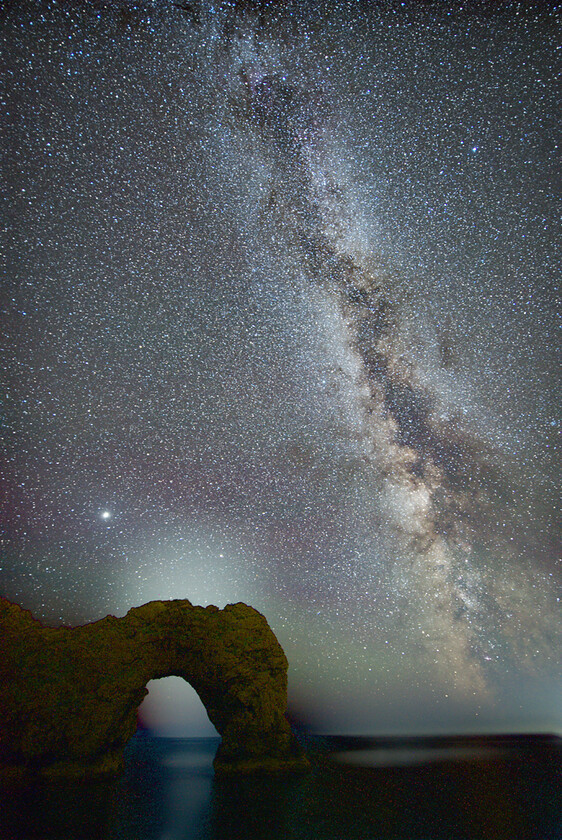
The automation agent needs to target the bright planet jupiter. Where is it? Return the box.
[2,0,559,735]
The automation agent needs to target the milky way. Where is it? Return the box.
[2,0,560,734]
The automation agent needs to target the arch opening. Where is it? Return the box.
[138,677,219,738]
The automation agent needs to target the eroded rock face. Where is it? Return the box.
[0,598,309,778]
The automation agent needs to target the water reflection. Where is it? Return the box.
[334,745,508,767]
[1,735,560,840]
[112,736,217,840]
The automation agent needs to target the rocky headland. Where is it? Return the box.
[0,597,309,778]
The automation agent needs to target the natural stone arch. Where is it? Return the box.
[0,598,309,778]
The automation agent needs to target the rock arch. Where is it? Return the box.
[0,598,309,778]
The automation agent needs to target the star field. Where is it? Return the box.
[1,0,560,735]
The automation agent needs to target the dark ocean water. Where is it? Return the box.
[2,734,560,840]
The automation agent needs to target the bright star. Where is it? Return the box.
[100,510,112,520]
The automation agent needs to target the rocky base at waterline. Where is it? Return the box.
[0,597,309,779]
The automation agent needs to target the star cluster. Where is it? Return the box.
[1,0,559,735]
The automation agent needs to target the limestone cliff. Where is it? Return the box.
[0,597,309,778]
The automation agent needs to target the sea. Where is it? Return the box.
[1,734,560,840]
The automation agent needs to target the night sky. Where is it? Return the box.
[2,0,560,736]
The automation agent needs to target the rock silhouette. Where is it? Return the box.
[0,597,309,778]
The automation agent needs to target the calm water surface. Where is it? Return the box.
[2,735,560,840]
